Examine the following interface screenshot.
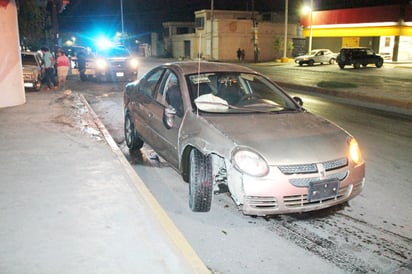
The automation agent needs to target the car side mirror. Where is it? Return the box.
[163,105,177,129]
[293,96,303,106]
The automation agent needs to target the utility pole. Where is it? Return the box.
[120,0,124,35]
[210,0,214,60]
[252,0,259,62]
[52,0,59,53]
[283,0,288,59]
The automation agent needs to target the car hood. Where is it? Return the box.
[295,54,314,59]
[202,112,348,165]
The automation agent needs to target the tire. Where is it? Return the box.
[353,62,360,69]
[376,60,383,68]
[124,112,144,150]
[338,63,345,69]
[189,149,213,212]
[299,62,303,66]
[308,60,314,66]
[362,64,367,67]
[329,58,336,64]
[34,79,41,91]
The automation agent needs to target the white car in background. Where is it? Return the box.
[295,49,337,66]
[21,51,45,91]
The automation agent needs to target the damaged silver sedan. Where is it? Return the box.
[123,61,365,216]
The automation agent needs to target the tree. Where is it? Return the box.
[273,36,294,60]
[18,0,50,50]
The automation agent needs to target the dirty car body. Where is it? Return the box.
[123,61,365,216]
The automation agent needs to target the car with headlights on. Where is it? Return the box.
[294,49,337,66]
[123,61,365,216]
[94,46,138,82]
[21,51,45,91]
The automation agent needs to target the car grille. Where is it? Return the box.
[109,61,126,69]
[278,157,348,175]
[23,73,35,81]
[244,196,278,209]
[288,170,348,187]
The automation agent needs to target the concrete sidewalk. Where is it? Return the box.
[0,92,209,273]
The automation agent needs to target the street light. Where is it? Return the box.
[302,0,313,53]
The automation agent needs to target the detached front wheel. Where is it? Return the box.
[124,112,144,150]
[189,149,213,212]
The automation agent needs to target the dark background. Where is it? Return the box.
[58,0,405,35]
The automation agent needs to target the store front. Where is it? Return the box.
[300,4,412,62]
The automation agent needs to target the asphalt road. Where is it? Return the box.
[74,59,412,274]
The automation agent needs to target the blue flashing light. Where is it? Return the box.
[96,37,114,50]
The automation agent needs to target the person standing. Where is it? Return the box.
[237,48,241,61]
[40,47,57,90]
[56,49,70,90]
[241,49,245,61]
[77,48,87,81]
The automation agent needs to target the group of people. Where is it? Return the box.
[236,48,245,61]
[40,47,70,91]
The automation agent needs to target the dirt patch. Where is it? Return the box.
[51,91,103,141]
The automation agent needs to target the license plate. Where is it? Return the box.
[116,72,124,77]
[308,179,339,202]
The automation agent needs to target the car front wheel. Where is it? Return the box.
[308,60,314,66]
[124,112,144,150]
[338,63,345,69]
[376,60,383,68]
[189,149,213,212]
[329,58,336,64]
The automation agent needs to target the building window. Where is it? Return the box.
[195,17,204,29]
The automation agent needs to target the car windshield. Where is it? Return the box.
[21,54,37,66]
[187,72,299,113]
[98,47,130,58]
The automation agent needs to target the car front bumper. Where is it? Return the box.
[237,161,365,216]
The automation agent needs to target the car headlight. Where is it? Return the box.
[348,137,362,165]
[232,147,269,177]
[129,58,138,69]
[96,58,108,70]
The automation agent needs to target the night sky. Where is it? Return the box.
[58,0,405,36]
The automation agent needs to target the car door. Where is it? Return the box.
[128,67,166,142]
[145,69,184,168]
[318,50,328,63]
[365,48,376,64]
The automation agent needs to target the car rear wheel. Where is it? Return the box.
[124,112,144,150]
[353,62,360,69]
[338,63,345,69]
[299,62,303,66]
[329,58,336,64]
[189,149,213,212]
[376,60,383,68]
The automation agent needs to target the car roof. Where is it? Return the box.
[162,61,258,75]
